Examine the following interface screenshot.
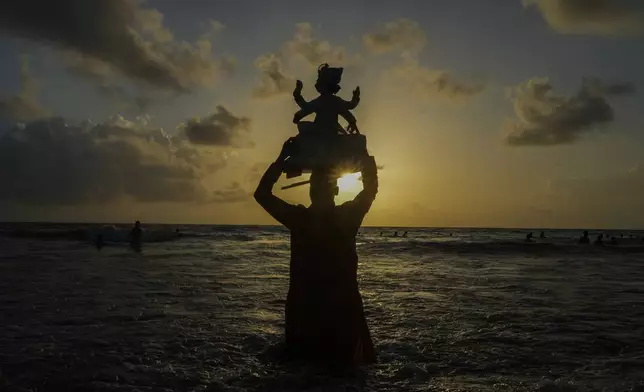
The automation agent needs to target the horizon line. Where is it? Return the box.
[0,220,642,232]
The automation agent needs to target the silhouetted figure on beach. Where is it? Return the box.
[254,139,378,367]
[129,221,142,251]
[393,231,398,237]
[293,63,361,135]
[525,232,534,242]
[594,234,604,246]
[402,231,408,237]
[578,231,590,244]
[540,231,546,239]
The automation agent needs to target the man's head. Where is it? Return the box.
[309,170,339,207]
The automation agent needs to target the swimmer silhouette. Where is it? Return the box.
[402,231,408,237]
[540,231,546,239]
[578,231,590,244]
[254,139,378,366]
[129,220,142,251]
[594,234,604,246]
[293,63,361,135]
[525,232,534,242]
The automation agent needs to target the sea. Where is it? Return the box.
[1,223,644,392]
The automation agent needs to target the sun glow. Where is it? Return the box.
[337,172,362,193]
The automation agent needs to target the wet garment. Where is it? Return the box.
[254,161,378,365]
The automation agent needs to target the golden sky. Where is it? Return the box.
[0,0,643,228]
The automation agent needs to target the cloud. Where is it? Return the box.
[0,0,235,93]
[363,19,427,57]
[505,77,635,146]
[0,114,252,206]
[252,23,361,98]
[179,106,253,148]
[0,56,49,122]
[364,19,483,102]
[210,181,252,203]
[523,0,644,36]
[61,51,158,113]
[252,54,296,98]
[284,22,360,67]
[389,60,486,101]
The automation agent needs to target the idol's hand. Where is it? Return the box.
[347,122,360,134]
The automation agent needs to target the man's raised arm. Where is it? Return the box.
[349,155,378,220]
[254,139,300,228]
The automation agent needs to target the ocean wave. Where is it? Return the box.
[2,225,643,255]
[0,226,258,243]
[361,239,644,255]
[0,228,87,241]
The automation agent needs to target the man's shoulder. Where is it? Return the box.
[337,200,356,210]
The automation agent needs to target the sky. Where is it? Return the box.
[0,0,643,228]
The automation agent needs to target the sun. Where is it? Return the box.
[337,172,362,193]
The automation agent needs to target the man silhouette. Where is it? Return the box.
[254,138,378,366]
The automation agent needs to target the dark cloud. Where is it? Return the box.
[0,56,49,122]
[0,115,238,206]
[363,19,427,56]
[391,61,485,101]
[0,0,235,93]
[523,0,644,36]
[180,106,253,148]
[505,77,636,146]
[62,52,157,113]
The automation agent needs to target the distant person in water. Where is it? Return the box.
[129,221,142,250]
[254,139,378,367]
[525,232,534,242]
[393,231,398,237]
[540,231,546,239]
[402,231,408,237]
[579,231,590,244]
[610,236,618,245]
[594,234,604,246]
[292,63,361,135]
